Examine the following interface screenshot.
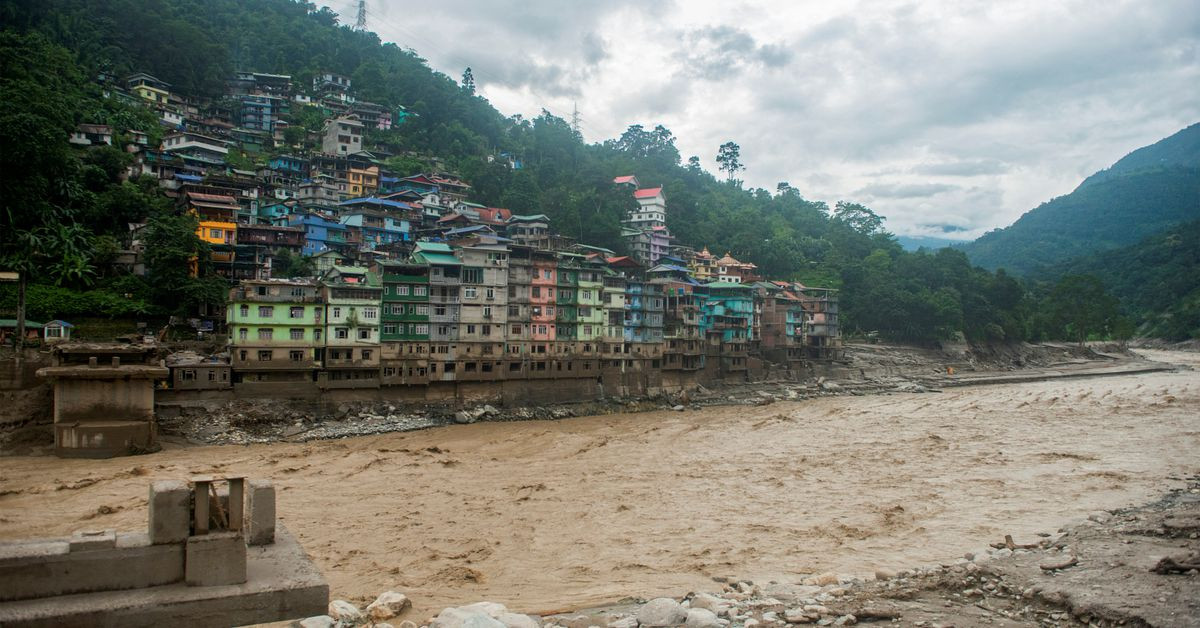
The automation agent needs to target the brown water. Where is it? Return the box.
[1,350,1198,616]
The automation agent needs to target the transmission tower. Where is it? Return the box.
[571,102,582,136]
[355,0,367,30]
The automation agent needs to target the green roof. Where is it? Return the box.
[704,281,752,290]
[414,251,461,266]
[415,242,454,253]
[0,319,43,328]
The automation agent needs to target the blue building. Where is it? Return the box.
[339,210,409,251]
[288,212,350,256]
[269,154,309,176]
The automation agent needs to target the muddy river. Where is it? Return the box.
[1,350,1197,616]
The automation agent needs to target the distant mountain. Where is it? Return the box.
[1046,219,1200,340]
[961,124,1200,275]
[895,235,968,251]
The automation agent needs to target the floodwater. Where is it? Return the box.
[1,350,1198,616]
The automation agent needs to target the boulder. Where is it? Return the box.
[299,616,336,628]
[762,583,822,603]
[637,598,688,627]
[608,617,638,628]
[672,405,685,411]
[431,607,507,628]
[688,593,729,615]
[328,600,364,624]
[872,568,896,581]
[399,622,419,628]
[553,614,595,628]
[454,411,478,424]
[803,573,839,586]
[684,608,721,628]
[367,591,413,621]
[497,612,542,628]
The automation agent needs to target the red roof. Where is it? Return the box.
[633,187,663,199]
[475,207,512,224]
[438,212,470,223]
[606,256,640,268]
[613,175,638,185]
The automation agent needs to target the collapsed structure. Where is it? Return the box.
[0,477,327,627]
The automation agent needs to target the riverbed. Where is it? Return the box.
[1,350,1197,617]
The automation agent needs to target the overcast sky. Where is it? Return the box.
[332,0,1199,239]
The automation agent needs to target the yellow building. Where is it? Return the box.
[689,246,718,281]
[348,165,380,197]
[132,84,170,105]
[197,220,237,247]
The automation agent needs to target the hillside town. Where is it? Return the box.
[63,69,842,390]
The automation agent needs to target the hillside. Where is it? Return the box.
[1079,122,1200,189]
[961,160,1199,275]
[1044,220,1200,340]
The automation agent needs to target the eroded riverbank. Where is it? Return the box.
[0,350,1197,618]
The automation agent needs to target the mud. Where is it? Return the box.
[0,350,1197,618]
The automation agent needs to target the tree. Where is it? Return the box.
[461,67,475,96]
[273,249,316,278]
[142,211,227,316]
[686,155,702,173]
[716,141,744,183]
[1042,275,1122,344]
[833,201,885,236]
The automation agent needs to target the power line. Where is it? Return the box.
[354,0,366,31]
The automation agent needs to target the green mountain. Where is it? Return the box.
[962,124,1200,275]
[1045,220,1200,340]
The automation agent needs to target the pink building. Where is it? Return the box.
[531,253,557,342]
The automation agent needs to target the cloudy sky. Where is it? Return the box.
[331,0,1199,240]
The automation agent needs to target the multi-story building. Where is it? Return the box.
[455,241,509,379]
[700,281,755,376]
[289,212,351,256]
[348,164,380,196]
[754,282,806,365]
[575,260,605,357]
[530,249,557,359]
[414,242,462,380]
[226,279,324,387]
[339,209,408,252]
[600,268,627,364]
[650,266,704,372]
[555,253,582,347]
[380,261,431,385]
[798,287,842,361]
[319,268,381,388]
[320,115,364,156]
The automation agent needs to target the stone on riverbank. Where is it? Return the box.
[637,598,687,627]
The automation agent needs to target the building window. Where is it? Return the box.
[290,307,304,318]
[361,350,372,360]
[332,307,341,318]
[532,286,540,298]
[464,286,478,299]
[358,328,370,340]
[336,328,348,339]
[415,324,429,335]
[396,285,410,296]
[238,328,248,340]
[414,286,427,296]
[290,328,304,340]
[290,350,304,361]
[362,308,377,320]
[466,324,476,334]
[314,329,322,341]
[383,324,398,335]
[181,369,196,381]
[258,306,274,317]
[483,306,492,318]
[239,305,249,316]
[258,328,273,340]
[485,287,494,299]
[257,350,272,361]
[415,304,429,315]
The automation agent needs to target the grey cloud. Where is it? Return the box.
[913,159,1009,176]
[674,25,794,80]
[856,182,959,198]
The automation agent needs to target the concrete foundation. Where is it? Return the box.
[185,532,247,587]
[0,526,327,628]
[148,480,191,545]
[0,532,184,602]
[37,360,168,458]
[247,479,275,546]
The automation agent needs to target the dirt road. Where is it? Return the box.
[1,351,1197,617]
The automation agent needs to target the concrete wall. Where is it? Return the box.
[0,533,184,602]
[53,378,156,424]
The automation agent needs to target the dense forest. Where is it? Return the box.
[0,0,1173,342]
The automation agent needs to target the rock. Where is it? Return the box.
[608,617,638,628]
[832,615,856,626]
[497,612,542,628]
[481,404,501,417]
[820,381,841,392]
[399,622,419,628]
[802,606,829,615]
[689,593,729,615]
[431,607,508,628]
[328,600,364,624]
[299,616,336,628]
[873,568,896,581]
[993,548,1013,559]
[554,614,595,628]
[454,410,477,424]
[684,608,721,628]
[366,591,413,621]
[672,405,685,411]
[1088,511,1113,524]
[637,598,688,627]
[762,584,822,603]
[804,573,839,587]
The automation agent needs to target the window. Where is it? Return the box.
[485,287,495,300]
[313,329,322,341]
[383,324,398,335]
[511,325,521,335]
[181,369,196,381]
[464,286,478,299]
[396,285,410,296]
[239,305,249,316]
[415,305,429,315]
[361,350,372,360]
[537,325,548,335]
[483,306,492,318]
[508,305,520,317]
[258,328,273,340]
[582,290,591,300]
[258,306,274,317]
[238,328,248,340]
[414,324,429,335]
[257,350,272,361]
[414,286,427,296]
[434,305,447,316]
[290,350,304,361]
[336,328,348,339]
[482,325,490,336]
[290,328,304,340]
[239,350,248,361]
[466,324,476,334]
[332,307,341,318]
[290,307,304,318]
[210,228,222,239]
[362,308,377,320]
[358,328,370,340]
[462,268,483,283]
[544,270,552,279]
[532,306,542,316]
[508,285,516,298]
[532,286,541,298]
[437,325,449,336]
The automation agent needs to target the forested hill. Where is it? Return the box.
[1044,220,1200,340]
[960,125,1200,275]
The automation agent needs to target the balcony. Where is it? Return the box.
[429,294,461,303]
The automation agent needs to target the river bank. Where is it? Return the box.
[1,347,1196,618]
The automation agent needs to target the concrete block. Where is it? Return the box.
[69,530,116,552]
[0,536,183,602]
[149,480,191,545]
[186,532,246,587]
[247,479,276,546]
